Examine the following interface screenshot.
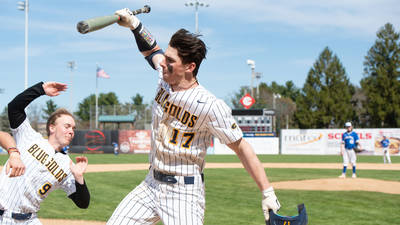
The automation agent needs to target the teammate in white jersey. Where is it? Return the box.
[107,8,281,225]
[0,82,90,224]
[0,131,25,177]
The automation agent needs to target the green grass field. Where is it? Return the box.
[1,154,399,224]
[2,153,398,165]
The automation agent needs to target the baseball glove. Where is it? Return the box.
[353,146,363,153]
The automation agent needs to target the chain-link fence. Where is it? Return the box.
[86,104,152,130]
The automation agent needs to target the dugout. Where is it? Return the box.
[98,114,136,129]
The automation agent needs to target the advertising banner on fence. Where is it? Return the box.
[119,130,151,154]
[213,137,279,155]
[281,128,400,155]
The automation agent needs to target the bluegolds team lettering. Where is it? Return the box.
[155,88,198,127]
[27,144,68,182]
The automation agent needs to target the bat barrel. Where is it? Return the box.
[76,6,151,34]
[77,15,120,34]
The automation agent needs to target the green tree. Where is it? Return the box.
[129,93,152,130]
[282,81,300,102]
[351,86,368,127]
[132,93,144,106]
[42,99,58,120]
[229,82,297,131]
[360,23,400,127]
[294,47,355,128]
[230,81,299,109]
[75,92,120,121]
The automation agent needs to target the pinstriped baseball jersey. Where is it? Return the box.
[150,65,243,176]
[107,62,242,225]
[0,119,76,213]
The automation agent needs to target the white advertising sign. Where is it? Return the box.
[213,137,279,155]
[281,128,400,155]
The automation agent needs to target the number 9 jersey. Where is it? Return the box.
[0,119,76,213]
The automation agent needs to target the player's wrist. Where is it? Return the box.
[7,147,20,155]
[130,18,141,30]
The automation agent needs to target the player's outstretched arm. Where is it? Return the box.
[8,82,67,129]
[68,156,90,209]
[114,8,163,69]
[0,131,25,177]
[227,138,281,222]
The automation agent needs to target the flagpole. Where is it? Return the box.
[95,64,99,129]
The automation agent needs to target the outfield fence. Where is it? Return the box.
[67,128,400,155]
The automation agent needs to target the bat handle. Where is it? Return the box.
[131,5,151,15]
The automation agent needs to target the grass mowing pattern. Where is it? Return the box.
[1,153,399,224]
[1,154,399,165]
[38,168,400,224]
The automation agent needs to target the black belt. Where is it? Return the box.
[153,170,204,184]
[0,209,32,220]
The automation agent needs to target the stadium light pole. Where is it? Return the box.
[18,0,29,90]
[67,61,76,112]
[273,93,281,134]
[185,1,209,34]
[246,59,255,97]
[255,72,262,99]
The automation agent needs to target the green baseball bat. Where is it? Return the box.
[77,5,151,34]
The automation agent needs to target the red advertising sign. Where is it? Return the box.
[85,130,106,151]
[119,130,151,154]
[240,93,255,109]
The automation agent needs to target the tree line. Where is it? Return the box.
[1,23,399,132]
[231,23,400,130]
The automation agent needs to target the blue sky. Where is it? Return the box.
[1,0,399,114]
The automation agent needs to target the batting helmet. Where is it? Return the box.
[266,203,308,225]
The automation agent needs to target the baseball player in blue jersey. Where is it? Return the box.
[0,131,25,177]
[380,136,391,164]
[0,82,90,224]
[106,8,281,225]
[339,122,361,178]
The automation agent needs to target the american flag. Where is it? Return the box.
[96,66,110,79]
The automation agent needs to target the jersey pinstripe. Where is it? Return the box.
[0,119,76,213]
[150,65,243,176]
[107,61,243,225]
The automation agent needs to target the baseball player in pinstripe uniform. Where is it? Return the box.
[107,8,281,225]
[0,131,25,178]
[0,82,90,224]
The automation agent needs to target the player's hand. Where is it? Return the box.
[262,187,281,222]
[42,82,67,97]
[6,151,26,177]
[70,156,88,184]
[115,8,140,29]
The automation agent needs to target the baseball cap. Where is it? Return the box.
[345,122,352,127]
